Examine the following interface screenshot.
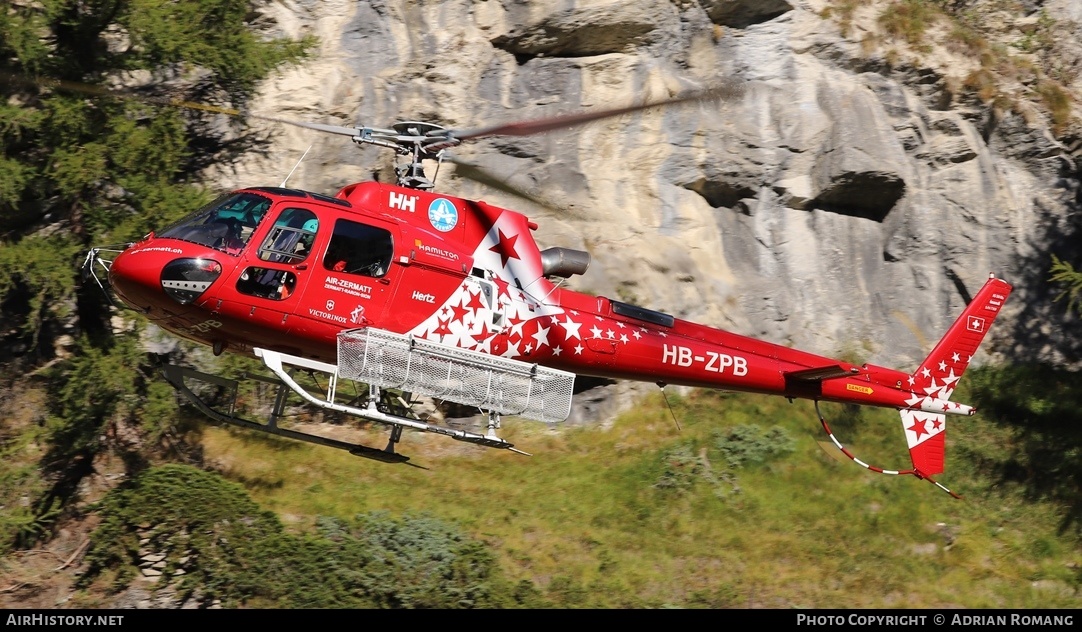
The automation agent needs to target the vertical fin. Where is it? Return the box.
[901,273,1013,476]
[901,410,947,475]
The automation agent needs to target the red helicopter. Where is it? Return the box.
[81,85,1012,496]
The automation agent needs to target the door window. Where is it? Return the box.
[236,267,298,301]
[322,219,394,278]
[258,208,319,264]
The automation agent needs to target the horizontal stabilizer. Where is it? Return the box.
[785,364,861,382]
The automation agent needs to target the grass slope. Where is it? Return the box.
[200,382,1080,609]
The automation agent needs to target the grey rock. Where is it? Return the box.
[208,0,1082,390]
[700,0,795,28]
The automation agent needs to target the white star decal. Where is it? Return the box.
[921,368,931,378]
[562,317,582,340]
[620,334,629,343]
[590,325,603,339]
[938,360,947,372]
[632,330,642,340]
[951,352,960,363]
[552,346,563,356]
[574,344,584,354]
[532,325,551,348]
[605,329,615,339]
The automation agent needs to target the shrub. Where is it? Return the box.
[81,464,540,608]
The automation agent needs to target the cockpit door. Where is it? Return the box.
[290,216,400,342]
[233,206,320,303]
[209,204,323,353]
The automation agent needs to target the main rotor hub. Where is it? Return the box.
[391,121,447,138]
[380,121,457,190]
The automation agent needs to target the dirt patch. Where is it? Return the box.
[0,515,97,608]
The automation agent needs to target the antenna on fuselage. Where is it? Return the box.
[657,382,682,432]
[280,144,314,187]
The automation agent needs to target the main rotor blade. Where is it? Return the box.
[448,79,745,141]
[446,155,577,217]
[0,71,363,137]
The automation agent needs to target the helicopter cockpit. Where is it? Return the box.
[159,192,271,255]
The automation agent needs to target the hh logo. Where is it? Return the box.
[389,191,417,212]
[967,316,986,332]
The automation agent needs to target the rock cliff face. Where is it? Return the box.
[220,0,1081,391]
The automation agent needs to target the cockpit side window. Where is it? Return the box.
[160,192,271,255]
[258,208,318,265]
[322,219,393,278]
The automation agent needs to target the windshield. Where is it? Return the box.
[159,192,272,255]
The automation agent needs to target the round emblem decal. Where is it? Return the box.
[428,198,458,232]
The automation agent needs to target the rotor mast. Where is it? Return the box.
[346,121,460,191]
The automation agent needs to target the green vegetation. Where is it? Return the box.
[653,424,797,499]
[152,369,1078,609]
[79,464,536,608]
[963,365,1082,522]
[878,0,940,52]
[1050,255,1082,315]
[823,0,1078,135]
[1,0,314,338]
[0,0,313,555]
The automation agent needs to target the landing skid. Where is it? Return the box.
[160,347,529,466]
[160,363,414,464]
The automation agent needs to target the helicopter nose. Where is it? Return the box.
[109,247,166,311]
[109,249,222,311]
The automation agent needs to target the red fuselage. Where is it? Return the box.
[109,181,992,416]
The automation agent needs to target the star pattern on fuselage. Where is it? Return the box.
[488,229,521,267]
[410,280,657,362]
[416,276,652,360]
[406,213,673,373]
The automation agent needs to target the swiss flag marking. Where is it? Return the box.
[967,316,986,333]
